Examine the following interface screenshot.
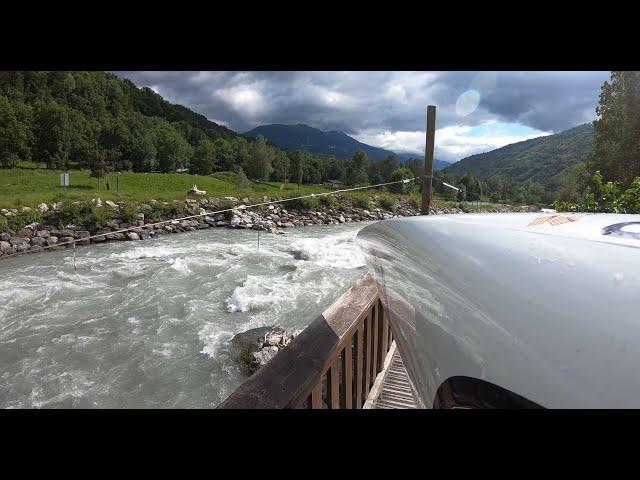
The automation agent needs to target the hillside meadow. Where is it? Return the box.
[0,167,336,209]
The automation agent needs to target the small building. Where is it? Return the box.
[323,179,345,188]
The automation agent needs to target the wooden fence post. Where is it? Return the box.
[421,105,437,215]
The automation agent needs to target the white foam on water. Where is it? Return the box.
[288,230,366,269]
[169,257,192,274]
[225,274,296,313]
[198,323,235,358]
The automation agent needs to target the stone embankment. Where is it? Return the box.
[0,195,526,259]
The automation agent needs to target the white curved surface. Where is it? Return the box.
[356,213,640,408]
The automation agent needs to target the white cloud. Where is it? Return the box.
[355,122,551,162]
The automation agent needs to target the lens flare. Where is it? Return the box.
[455,89,481,117]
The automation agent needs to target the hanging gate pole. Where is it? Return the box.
[421,105,437,215]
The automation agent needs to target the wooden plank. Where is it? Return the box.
[421,105,437,215]
[354,325,363,408]
[363,341,397,409]
[343,341,353,409]
[378,300,388,372]
[363,311,372,401]
[371,302,379,383]
[327,360,340,409]
[311,382,323,409]
[219,274,378,409]
[372,349,418,409]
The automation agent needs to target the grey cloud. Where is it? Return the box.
[114,70,609,141]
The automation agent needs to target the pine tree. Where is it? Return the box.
[590,71,640,188]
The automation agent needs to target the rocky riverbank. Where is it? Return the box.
[0,195,530,259]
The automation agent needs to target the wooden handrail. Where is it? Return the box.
[218,273,394,409]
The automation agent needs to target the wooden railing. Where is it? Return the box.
[218,274,394,409]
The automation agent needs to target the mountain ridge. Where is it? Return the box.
[243,123,451,170]
[443,123,595,192]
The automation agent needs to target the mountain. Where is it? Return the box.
[244,124,398,162]
[443,123,595,191]
[395,152,451,172]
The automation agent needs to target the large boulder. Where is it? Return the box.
[231,327,298,374]
[231,326,282,352]
[250,347,279,371]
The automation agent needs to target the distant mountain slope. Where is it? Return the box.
[396,152,451,172]
[244,124,397,161]
[443,123,594,191]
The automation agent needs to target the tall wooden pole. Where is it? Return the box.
[421,105,437,215]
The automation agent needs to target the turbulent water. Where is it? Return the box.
[0,222,372,408]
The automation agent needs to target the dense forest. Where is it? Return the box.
[0,71,408,188]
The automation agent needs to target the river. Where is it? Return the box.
[0,222,372,408]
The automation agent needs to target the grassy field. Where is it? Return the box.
[0,166,509,212]
[0,167,336,209]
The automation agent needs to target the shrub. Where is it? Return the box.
[57,201,114,231]
[7,210,43,231]
[148,201,186,221]
[287,196,319,211]
[216,199,236,211]
[120,202,140,223]
[617,177,640,213]
[407,194,420,209]
[378,195,396,211]
[318,194,336,208]
[0,216,8,233]
[353,195,373,210]
[554,200,581,212]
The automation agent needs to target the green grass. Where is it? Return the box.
[0,167,333,209]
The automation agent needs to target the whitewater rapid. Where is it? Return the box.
[0,222,371,408]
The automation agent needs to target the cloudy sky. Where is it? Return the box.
[114,71,609,163]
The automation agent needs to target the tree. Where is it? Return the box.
[191,138,216,175]
[32,100,72,169]
[0,96,31,168]
[460,171,480,201]
[244,135,273,180]
[379,155,398,182]
[290,150,306,187]
[590,71,640,188]
[233,165,250,189]
[154,123,193,172]
[272,151,290,182]
[346,150,369,185]
[389,167,414,193]
[214,138,234,171]
[88,147,107,183]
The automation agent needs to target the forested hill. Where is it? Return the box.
[443,123,595,191]
[244,124,397,161]
[0,71,420,186]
